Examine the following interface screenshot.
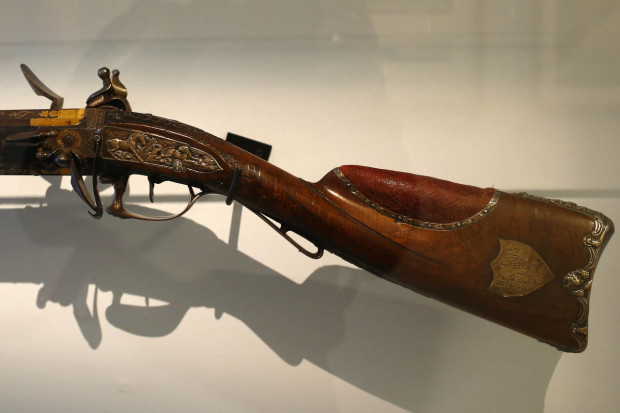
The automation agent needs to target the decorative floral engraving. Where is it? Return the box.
[333,168,501,230]
[105,132,222,173]
[516,192,614,351]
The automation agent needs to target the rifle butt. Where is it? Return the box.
[308,165,614,352]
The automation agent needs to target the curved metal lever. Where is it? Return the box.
[20,64,64,110]
[250,209,324,259]
[69,136,103,218]
[107,174,209,221]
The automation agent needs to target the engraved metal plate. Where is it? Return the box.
[104,132,222,173]
[489,239,554,297]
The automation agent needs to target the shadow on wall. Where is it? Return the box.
[0,178,561,413]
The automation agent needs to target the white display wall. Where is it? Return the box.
[0,1,618,412]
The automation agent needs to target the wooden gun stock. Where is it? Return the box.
[314,166,613,352]
[219,155,613,352]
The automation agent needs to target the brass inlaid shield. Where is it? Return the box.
[489,239,554,297]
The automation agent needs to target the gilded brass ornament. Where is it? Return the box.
[30,109,85,126]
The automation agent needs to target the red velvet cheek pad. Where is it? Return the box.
[339,165,494,224]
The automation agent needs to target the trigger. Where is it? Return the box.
[148,176,156,203]
[148,176,164,203]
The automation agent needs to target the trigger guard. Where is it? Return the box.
[107,176,209,221]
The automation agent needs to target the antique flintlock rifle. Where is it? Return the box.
[0,65,613,352]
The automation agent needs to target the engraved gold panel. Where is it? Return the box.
[489,239,554,297]
[30,109,85,126]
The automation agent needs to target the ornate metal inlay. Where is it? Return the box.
[489,239,554,297]
[516,192,614,351]
[104,132,222,173]
[333,168,501,230]
[31,109,85,126]
[106,111,240,169]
